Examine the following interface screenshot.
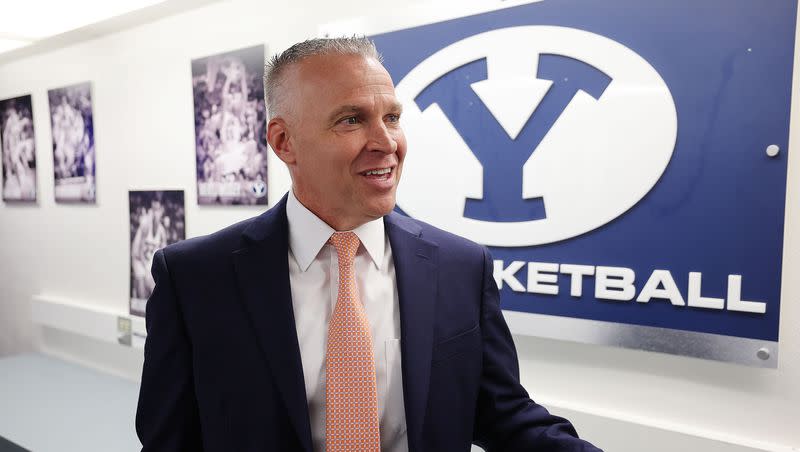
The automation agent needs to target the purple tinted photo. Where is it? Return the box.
[1,95,37,202]
[129,190,185,317]
[192,45,268,205]
[48,82,96,203]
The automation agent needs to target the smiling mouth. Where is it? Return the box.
[360,167,393,179]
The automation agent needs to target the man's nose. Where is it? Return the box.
[367,121,398,154]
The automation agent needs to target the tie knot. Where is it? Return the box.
[328,231,360,263]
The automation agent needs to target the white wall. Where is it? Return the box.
[0,0,798,450]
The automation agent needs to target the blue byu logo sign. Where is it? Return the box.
[370,0,795,365]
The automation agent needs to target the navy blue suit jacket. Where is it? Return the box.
[136,195,600,451]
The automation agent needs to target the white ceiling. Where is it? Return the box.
[0,0,222,63]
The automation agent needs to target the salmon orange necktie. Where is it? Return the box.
[325,232,381,451]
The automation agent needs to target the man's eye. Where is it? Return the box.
[340,116,358,125]
[386,114,400,123]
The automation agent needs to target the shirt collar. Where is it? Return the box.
[286,189,386,272]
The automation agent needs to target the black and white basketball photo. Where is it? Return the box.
[0,95,37,202]
[129,190,185,317]
[48,82,96,203]
[192,45,267,205]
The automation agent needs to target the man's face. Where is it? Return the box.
[151,201,164,220]
[271,53,406,230]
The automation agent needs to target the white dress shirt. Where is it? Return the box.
[286,190,408,452]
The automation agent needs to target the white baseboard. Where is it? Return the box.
[31,294,147,349]
[30,294,147,381]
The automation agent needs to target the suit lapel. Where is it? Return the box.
[232,195,313,452]
[386,212,438,452]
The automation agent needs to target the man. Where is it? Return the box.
[131,198,168,300]
[136,37,601,451]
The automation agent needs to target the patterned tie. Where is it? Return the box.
[325,232,381,451]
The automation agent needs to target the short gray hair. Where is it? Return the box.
[264,36,383,118]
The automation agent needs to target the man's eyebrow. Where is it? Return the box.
[328,105,361,123]
[327,102,404,123]
[390,101,403,114]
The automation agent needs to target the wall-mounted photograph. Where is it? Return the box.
[0,94,37,202]
[191,44,267,205]
[129,190,185,317]
[48,82,96,203]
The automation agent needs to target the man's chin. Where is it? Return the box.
[366,199,397,220]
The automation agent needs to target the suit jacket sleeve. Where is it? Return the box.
[136,249,204,451]
[472,247,602,452]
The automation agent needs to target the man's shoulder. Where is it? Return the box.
[162,215,256,260]
[162,196,288,263]
[386,211,487,259]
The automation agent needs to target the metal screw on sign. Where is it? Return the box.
[766,145,780,158]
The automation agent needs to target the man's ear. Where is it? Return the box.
[268,117,295,165]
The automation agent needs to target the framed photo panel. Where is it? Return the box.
[48,82,96,203]
[129,190,185,317]
[1,95,37,202]
[191,45,267,205]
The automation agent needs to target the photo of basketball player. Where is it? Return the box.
[48,82,96,203]
[129,190,185,317]
[192,45,268,205]
[0,95,37,202]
